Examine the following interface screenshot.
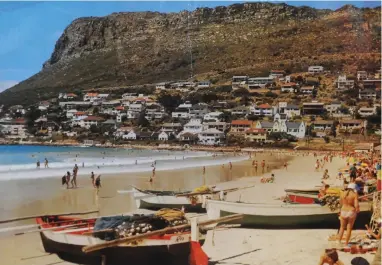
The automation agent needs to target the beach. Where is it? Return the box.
[0,147,377,265]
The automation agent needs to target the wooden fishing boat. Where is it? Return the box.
[205,199,372,229]
[285,190,319,204]
[123,187,209,213]
[36,215,200,265]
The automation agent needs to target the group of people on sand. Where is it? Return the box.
[61,164,101,192]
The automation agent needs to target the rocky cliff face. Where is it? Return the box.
[1,2,380,106]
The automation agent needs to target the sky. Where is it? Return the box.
[0,1,380,92]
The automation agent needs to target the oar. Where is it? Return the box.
[15,222,91,236]
[0,210,99,224]
[82,213,244,253]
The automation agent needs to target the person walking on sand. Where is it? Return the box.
[95,175,102,194]
[315,159,320,171]
[337,183,360,246]
[66,171,71,189]
[284,161,288,170]
[254,161,258,172]
[36,160,40,169]
[90,172,95,188]
[261,160,265,172]
[71,164,78,188]
[229,162,232,170]
[152,167,156,178]
[149,175,153,183]
[44,158,49,168]
[203,166,206,175]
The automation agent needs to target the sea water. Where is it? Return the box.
[0,145,246,180]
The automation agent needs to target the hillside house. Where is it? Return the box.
[204,122,229,132]
[155,82,172,90]
[357,71,368,81]
[244,128,267,143]
[122,129,151,140]
[83,93,98,102]
[359,89,377,100]
[122,93,138,100]
[161,123,182,135]
[325,102,342,114]
[247,77,275,89]
[269,70,285,79]
[189,103,209,119]
[358,107,376,117]
[59,101,92,109]
[308,66,324,74]
[339,120,364,131]
[252,104,275,117]
[116,113,127,123]
[231,106,250,117]
[312,121,334,131]
[198,128,225,146]
[158,131,169,141]
[203,111,223,122]
[302,102,325,115]
[172,107,190,119]
[300,86,315,94]
[232,76,248,88]
[58,93,77,100]
[336,75,355,91]
[177,119,204,138]
[79,116,105,129]
[178,132,198,143]
[361,79,381,90]
[255,121,274,133]
[281,82,297,93]
[197,81,211,89]
[278,102,300,118]
[230,120,253,134]
[0,118,27,138]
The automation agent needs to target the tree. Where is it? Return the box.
[137,112,150,128]
[264,91,277,98]
[157,92,182,113]
[93,107,99,115]
[233,87,249,97]
[89,124,100,134]
[25,106,41,128]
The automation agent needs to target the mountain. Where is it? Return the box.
[0,2,380,106]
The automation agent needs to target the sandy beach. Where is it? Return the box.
[0,151,377,265]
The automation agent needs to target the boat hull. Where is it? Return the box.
[137,198,205,213]
[40,231,191,265]
[206,200,372,229]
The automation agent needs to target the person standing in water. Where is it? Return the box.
[90,172,95,188]
[44,158,49,168]
[36,160,40,169]
[203,166,206,175]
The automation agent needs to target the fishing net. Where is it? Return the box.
[319,195,341,211]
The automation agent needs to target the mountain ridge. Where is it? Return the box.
[0,2,380,106]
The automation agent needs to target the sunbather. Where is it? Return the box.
[318,249,344,265]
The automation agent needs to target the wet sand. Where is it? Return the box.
[0,152,376,265]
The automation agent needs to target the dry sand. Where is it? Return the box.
[0,152,377,265]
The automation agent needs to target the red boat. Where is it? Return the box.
[284,188,320,204]
[36,215,204,265]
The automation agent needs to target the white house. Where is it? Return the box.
[198,128,225,146]
[116,113,127,123]
[281,82,297,93]
[359,89,377,100]
[66,109,78,119]
[285,121,306,138]
[197,81,211,89]
[325,102,342,114]
[269,70,285,79]
[252,104,275,116]
[172,102,192,119]
[0,118,28,138]
[278,102,301,118]
[78,116,105,129]
[358,107,376,117]
[59,93,77,100]
[336,75,355,91]
[128,103,144,113]
[247,77,275,89]
[83,93,99,102]
[308,66,324,74]
[161,123,182,135]
[189,103,209,119]
[155,82,172,90]
[178,119,205,138]
[122,130,138,140]
[203,111,222,122]
[231,106,250,116]
[300,86,314,94]
[204,122,229,132]
[357,71,368,81]
[256,119,305,138]
[158,131,169,141]
[232,76,248,88]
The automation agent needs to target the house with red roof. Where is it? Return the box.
[230,120,254,134]
[244,128,267,142]
[251,103,276,116]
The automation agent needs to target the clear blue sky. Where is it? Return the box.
[0,1,380,92]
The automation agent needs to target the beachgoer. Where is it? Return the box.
[90,172,95,188]
[254,161,258,172]
[315,159,320,171]
[319,184,330,197]
[261,160,265,172]
[36,161,40,169]
[95,175,102,193]
[82,162,85,168]
[44,158,49,168]
[149,175,153,183]
[152,167,156,177]
[252,160,255,167]
[61,174,67,186]
[284,161,288,170]
[229,162,232,170]
[66,171,71,189]
[135,160,138,165]
[337,183,360,245]
[322,169,329,180]
[318,249,344,265]
[365,223,381,240]
[350,163,357,181]
[203,166,206,175]
[71,164,78,188]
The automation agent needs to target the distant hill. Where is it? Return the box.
[0,2,380,106]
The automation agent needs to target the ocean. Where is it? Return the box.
[0,145,246,180]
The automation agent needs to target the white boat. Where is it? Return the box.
[205,199,372,228]
[119,187,210,213]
